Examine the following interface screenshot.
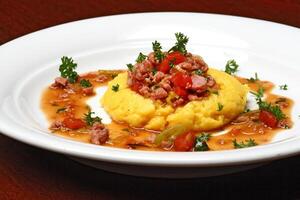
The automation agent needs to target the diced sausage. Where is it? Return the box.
[82,87,94,96]
[55,77,68,86]
[151,87,168,99]
[90,123,109,145]
[191,75,207,90]
[96,74,108,83]
[206,76,216,87]
[50,120,63,130]
[172,98,185,107]
[153,71,165,83]
[139,86,151,97]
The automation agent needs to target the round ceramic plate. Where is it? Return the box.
[0,12,300,178]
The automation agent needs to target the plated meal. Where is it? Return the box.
[41,33,293,152]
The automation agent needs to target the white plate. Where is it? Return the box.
[0,12,300,178]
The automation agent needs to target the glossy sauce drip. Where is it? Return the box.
[41,70,293,151]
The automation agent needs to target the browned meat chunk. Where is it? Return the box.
[151,87,168,99]
[90,123,109,145]
[82,87,94,96]
[191,75,207,90]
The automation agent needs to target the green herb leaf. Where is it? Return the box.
[195,69,203,75]
[152,41,165,62]
[112,84,119,92]
[80,79,92,88]
[233,138,257,149]
[152,68,157,75]
[279,84,288,90]
[244,108,251,113]
[168,32,189,54]
[248,72,259,83]
[84,111,102,126]
[251,88,285,120]
[127,63,134,72]
[250,87,264,103]
[217,103,224,111]
[194,133,211,151]
[59,56,78,83]
[136,52,147,63]
[225,59,239,75]
[169,58,176,68]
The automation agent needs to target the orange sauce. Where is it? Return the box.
[41,70,293,151]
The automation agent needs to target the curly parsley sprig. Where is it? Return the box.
[225,59,239,75]
[194,133,211,151]
[152,41,165,62]
[233,138,257,149]
[168,32,189,54]
[136,52,147,63]
[80,79,92,88]
[59,56,78,83]
[251,87,285,120]
[84,111,102,126]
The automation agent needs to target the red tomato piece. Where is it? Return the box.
[167,51,186,64]
[158,51,186,73]
[171,72,192,88]
[174,86,188,98]
[158,59,171,73]
[63,117,86,129]
[174,132,195,152]
[259,110,278,128]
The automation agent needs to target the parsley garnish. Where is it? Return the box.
[59,56,78,83]
[251,88,285,120]
[233,138,257,149]
[195,69,203,75]
[80,79,92,88]
[127,63,134,72]
[248,72,259,83]
[112,84,119,92]
[84,111,102,126]
[217,103,224,111]
[168,32,189,54]
[194,133,211,151]
[152,41,165,62]
[225,59,239,75]
[279,84,288,90]
[56,107,66,113]
[136,52,147,63]
[152,68,157,75]
[250,87,264,102]
[244,108,251,113]
[169,58,176,68]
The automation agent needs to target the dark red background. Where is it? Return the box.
[1,1,300,199]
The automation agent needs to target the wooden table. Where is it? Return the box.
[1,1,300,199]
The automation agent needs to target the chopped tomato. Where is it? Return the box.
[229,128,242,136]
[171,72,192,88]
[174,132,195,152]
[158,51,186,73]
[63,117,86,129]
[174,86,188,98]
[158,59,171,73]
[167,51,186,64]
[259,110,278,128]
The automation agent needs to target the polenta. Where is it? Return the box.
[101,68,248,131]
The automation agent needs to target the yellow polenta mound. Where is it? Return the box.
[101,68,248,131]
